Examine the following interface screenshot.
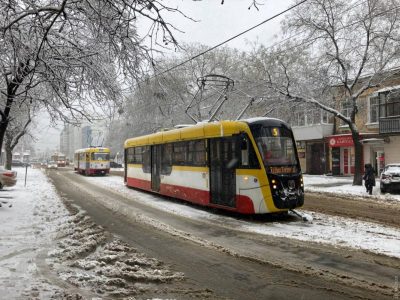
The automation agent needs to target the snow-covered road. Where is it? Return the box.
[2,167,399,299]
[80,173,400,259]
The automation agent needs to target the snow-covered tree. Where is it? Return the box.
[4,103,34,170]
[248,0,400,185]
[0,0,184,155]
[107,44,250,147]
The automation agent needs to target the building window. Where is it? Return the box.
[369,96,379,123]
[379,89,400,118]
[321,110,332,124]
[292,108,333,126]
[293,110,305,126]
[307,109,322,125]
[340,100,352,125]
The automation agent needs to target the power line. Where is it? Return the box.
[128,0,400,116]
[145,0,310,83]
[137,0,365,91]
[255,0,365,52]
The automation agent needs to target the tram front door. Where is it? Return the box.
[209,138,237,208]
[151,145,161,192]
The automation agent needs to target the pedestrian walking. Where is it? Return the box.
[363,163,375,195]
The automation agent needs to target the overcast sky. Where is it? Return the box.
[35,0,293,153]
[160,0,292,50]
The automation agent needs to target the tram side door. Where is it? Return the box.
[151,145,162,192]
[124,149,127,183]
[209,137,236,208]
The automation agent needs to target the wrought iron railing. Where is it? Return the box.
[379,116,400,134]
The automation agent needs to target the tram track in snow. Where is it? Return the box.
[110,168,400,228]
[80,171,400,259]
[48,168,400,298]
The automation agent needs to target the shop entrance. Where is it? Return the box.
[374,150,385,176]
[341,147,353,175]
[308,143,326,174]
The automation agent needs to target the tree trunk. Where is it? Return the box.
[4,140,12,170]
[0,62,30,155]
[0,122,8,165]
[351,130,363,186]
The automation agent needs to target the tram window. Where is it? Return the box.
[173,142,187,165]
[238,134,260,169]
[126,147,135,164]
[241,137,249,166]
[134,147,143,163]
[161,144,173,174]
[142,146,151,173]
[188,140,206,166]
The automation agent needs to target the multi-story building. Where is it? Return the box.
[291,106,334,174]
[81,125,92,148]
[291,70,400,176]
[60,124,82,161]
[60,121,108,161]
[362,84,400,174]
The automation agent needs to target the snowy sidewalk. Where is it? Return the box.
[0,167,188,299]
[0,167,70,298]
[303,174,400,202]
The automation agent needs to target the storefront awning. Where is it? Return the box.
[360,138,385,144]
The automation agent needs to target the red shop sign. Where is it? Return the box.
[328,135,354,147]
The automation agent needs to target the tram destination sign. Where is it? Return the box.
[269,166,297,174]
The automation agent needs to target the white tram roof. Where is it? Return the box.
[74,147,110,153]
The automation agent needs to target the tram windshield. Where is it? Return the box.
[251,126,298,169]
[91,153,110,161]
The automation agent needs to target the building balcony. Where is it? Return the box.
[379,116,400,134]
[292,123,334,141]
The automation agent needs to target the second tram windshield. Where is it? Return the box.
[91,153,110,161]
[251,125,298,168]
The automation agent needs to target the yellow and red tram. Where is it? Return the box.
[74,147,111,175]
[124,118,304,214]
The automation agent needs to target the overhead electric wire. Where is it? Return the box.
[126,0,312,113]
[144,0,310,83]
[128,0,398,116]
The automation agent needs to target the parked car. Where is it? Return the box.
[11,160,25,167]
[47,161,58,169]
[380,163,400,193]
[30,160,41,169]
[110,161,123,168]
[0,167,17,189]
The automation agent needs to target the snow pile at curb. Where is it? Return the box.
[49,210,185,298]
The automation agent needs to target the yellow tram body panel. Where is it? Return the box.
[124,121,250,148]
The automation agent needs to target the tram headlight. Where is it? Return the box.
[272,184,277,189]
